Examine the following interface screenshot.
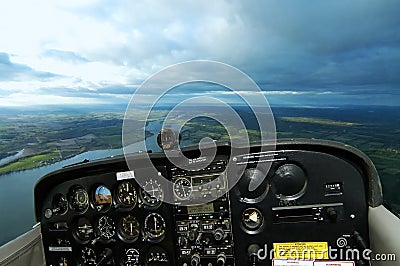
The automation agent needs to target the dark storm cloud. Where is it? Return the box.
[229,0,400,92]
[0,52,59,81]
[56,0,400,97]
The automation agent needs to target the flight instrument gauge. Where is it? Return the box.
[140,179,164,209]
[69,185,89,213]
[116,181,137,208]
[52,193,68,215]
[173,177,192,200]
[79,247,96,266]
[74,217,94,243]
[95,215,116,241]
[93,185,112,212]
[118,214,140,243]
[121,248,140,266]
[143,213,166,242]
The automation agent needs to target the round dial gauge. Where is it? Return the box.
[173,177,192,200]
[140,179,164,209]
[95,215,116,241]
[122,248,140,266]
[74,217,94,243]
[118,214,140,243]
[116,181,137,208]
[144,213,166,242]
[52,193,68,215]
[93,185,112,212]
[69,186,89,213]
[242,208,263,231]
[79,247,96,266]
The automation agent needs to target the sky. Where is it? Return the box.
[0,0,399,108]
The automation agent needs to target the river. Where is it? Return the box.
[0,120,164,246]
[0,149,25,167]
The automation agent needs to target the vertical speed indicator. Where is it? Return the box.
[143,213,166,242]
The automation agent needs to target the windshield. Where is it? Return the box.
[0,1,399,246]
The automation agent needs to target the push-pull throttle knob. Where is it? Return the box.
[191,253,201,266]
[248,244,260,266]
[217,253,226,266]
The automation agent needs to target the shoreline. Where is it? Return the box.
[0,147,123,176]
[0,149,25,167]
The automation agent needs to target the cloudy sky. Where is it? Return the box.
[0,0,399,107]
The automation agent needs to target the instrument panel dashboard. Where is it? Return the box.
[35,140,381,266]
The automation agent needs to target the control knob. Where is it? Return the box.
[188,229,198,242]
[217,253,226,266]
[213,228,226,241]
[271,164,307,199]
[327,207,338,222]
[248,244,260,266]
[190,253,201,266]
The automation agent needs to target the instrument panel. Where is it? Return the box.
[35,140,380,266]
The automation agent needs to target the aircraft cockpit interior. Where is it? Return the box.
[0,2,399,266]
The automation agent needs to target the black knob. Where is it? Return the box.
[248,244,260,266]
[327,207,338,222]
[217,253,226,266]
[272,164,307,199]
[191,253,201,266]
[214,228,226,241]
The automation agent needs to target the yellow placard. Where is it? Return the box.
[273,242,329,260]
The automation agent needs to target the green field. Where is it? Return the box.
[280,116,361,126]
[0,152,60,174]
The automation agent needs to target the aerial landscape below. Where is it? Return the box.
[0,105,399,215]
